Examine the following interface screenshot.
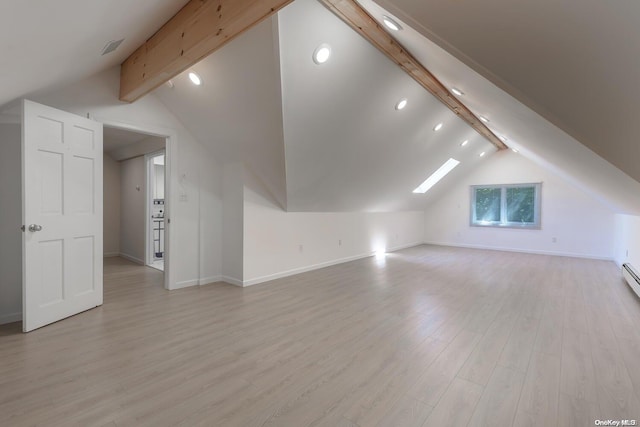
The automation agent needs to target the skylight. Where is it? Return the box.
[413,158,460,193]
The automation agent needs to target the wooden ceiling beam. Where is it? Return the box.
[119,0,294,103]
[318,0,507,150]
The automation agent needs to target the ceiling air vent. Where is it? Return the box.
[101,39,125,56]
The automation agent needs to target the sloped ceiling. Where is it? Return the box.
[278,0,496,212]
[0,0,189,107]
[2,0,637,215]
[357,0,640,214]
[151,0,640,213]
[151,0,496,213]
[370,0,640,184]
[153,16,287,209]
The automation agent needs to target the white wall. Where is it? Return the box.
[614,214,640,269]
[103,153,121,256]
[199,153,223,285]
[119,156,146,264]
[0,123,22,324]
[221,163,245,284]
[243,167,425,286]
[16,66,223,289]
[424,150,616,260]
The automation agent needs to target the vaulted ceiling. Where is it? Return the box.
[1,0,639,214]
[0,0,189,107]
[152,0,497,212]
[356,0,640,213]
[278,0,495,211]
[372,0,640,183]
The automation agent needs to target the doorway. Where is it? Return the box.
[2,100,178,332]
[146,151,165,272]
[102,124,171,289]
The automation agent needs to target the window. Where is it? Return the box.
[471,183,541,228]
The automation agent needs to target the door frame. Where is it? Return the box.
[145,149,166,268]
[97,118,176,291]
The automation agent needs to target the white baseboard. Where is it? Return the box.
[168,242,421,290]
[173,279,199,289]
[388,241,425,253]
[103,252,119,258]
[424,241,614,262]
[221,275,244,287]
[242,241,423,287]
[0,312,22,325]
[172,276,226,289]
[118,252,145,265]
[199,276,222,286]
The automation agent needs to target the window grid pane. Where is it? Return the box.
[506,187,535,223]
[471,183,541,229]
[474,188,501,223]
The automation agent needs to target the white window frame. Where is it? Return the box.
[470,183,542,229]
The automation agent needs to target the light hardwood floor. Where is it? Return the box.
[1,245,640,426]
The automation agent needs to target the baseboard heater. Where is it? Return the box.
[622,263,640,298]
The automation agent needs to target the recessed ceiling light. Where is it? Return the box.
[479,151,486,157]
[512,148,519,153]
[451,87,464,96]
[413,158,460,193]
[188,72,202,85]
[460,140,469,147]
[433,122,443,131]
[313,44,331,64]
[382,16,402,31]
[479,115,489,123]
[395,98,408,110]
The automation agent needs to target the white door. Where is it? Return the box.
[22,100,103,332]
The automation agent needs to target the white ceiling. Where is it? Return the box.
[370,0,640,184]
[2,0,639,214]
[0,0,189,107]
[154,16,287,209]
[153,0,497,213]
[358,0,640,214]
[103,126,165,161]
[103,126,149,152]
[278,0,495,212]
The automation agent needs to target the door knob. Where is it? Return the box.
[28,224,43,232]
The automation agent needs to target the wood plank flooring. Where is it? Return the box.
[1,245,640,426]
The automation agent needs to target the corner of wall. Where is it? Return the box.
[221,162,245,282]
